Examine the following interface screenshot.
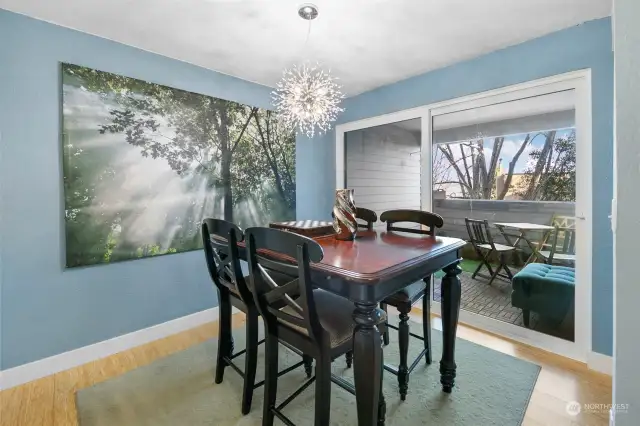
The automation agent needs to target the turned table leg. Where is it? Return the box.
[353,302,387,426]
[440,262,462,393]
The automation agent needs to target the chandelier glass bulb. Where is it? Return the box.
[272,62,345,138]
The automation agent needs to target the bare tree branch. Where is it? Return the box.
[524,131,555,199]
[497,134,532,200]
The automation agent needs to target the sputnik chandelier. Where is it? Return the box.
[272,4,345,138]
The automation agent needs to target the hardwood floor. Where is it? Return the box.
[0,311,611,426]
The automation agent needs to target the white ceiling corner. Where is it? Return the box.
[0,0,612,96]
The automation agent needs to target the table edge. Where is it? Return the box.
[313,238,467,283]
[493,223,555,230]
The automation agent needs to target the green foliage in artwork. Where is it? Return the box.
[61,63,296,267]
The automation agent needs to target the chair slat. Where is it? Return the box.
[268,307,308,330]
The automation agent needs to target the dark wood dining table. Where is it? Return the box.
[299,228,466,426]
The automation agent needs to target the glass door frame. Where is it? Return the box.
[335,70,593,362]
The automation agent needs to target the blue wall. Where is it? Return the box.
[297,18,614,355]
[0,10,273,369]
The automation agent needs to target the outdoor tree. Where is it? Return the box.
[432,130,572,201]
[434,137,505,199]
[517,130,576,201]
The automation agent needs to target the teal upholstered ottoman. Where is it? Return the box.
[511,263,575,327]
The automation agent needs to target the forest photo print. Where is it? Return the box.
[62,63,296,268]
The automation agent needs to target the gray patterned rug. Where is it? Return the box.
[77,320,539,425]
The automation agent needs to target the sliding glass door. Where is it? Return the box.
[430,90,577,342]
[336,71,591,360]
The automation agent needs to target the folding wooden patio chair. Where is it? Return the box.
[534,214,576,261]
[465,218,516,285]
[539,226,576,265]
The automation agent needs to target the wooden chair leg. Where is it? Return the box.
[422,278,432,365]
[315,355,332,426]
[471,256,484,278]
[483,251,497,277]
[472,249,495,279]
[380,303,390,346]
[345,351,353,368]
[303,354,313,378]
[215,291,232,384]
[398,307,410,401]
[487,262,503,286]
[522,310,531,328]
[241,309,259,415]
[262,332,279,426]
[503,256,514,279]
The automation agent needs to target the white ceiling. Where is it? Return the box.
[0,0,611,96]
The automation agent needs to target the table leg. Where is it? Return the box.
[353,302,386,426]
[496,225,514,247]
[440,262,462,393]
[521,231,541,264]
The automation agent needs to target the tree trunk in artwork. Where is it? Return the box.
[220,150,233,221]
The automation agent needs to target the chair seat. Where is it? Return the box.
[478,243,515,252]
[383,280,427,306]
[539,251,576,262]
[280,289,355,348]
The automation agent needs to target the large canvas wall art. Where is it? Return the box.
[61,64,296,268]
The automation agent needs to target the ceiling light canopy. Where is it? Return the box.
[272,4,345,138]
[298,3,318,20]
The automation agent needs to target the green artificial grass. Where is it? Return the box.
[434,258,483,278]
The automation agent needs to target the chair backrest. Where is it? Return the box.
[551,214,576,229]
[331,207,377,231]
[539,214,576,250]
[380,209,444,236]
[201,218,251,303]
[548,226,576,262]
[465,218,496,248]
[355,207,377,230]
[245,227,326,344]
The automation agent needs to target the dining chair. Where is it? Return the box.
[355,206,377,230]
[539,226,576,265]
[535,214,576,261]
[378,209,443,401]
[465,218,516,285]
[201,219,311,415]
[245,226,357,426]
[331,206,377,229]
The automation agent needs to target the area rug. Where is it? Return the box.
[76,320,540,426]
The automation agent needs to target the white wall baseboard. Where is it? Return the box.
[587,351,613,375]
[0,306,611,391]
[0,307,220,391]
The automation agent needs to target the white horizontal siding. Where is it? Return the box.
[347,160,421,174]
[345,124,421,220]
[347,169,420,181]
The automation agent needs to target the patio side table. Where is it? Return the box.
[493,222,555,265]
